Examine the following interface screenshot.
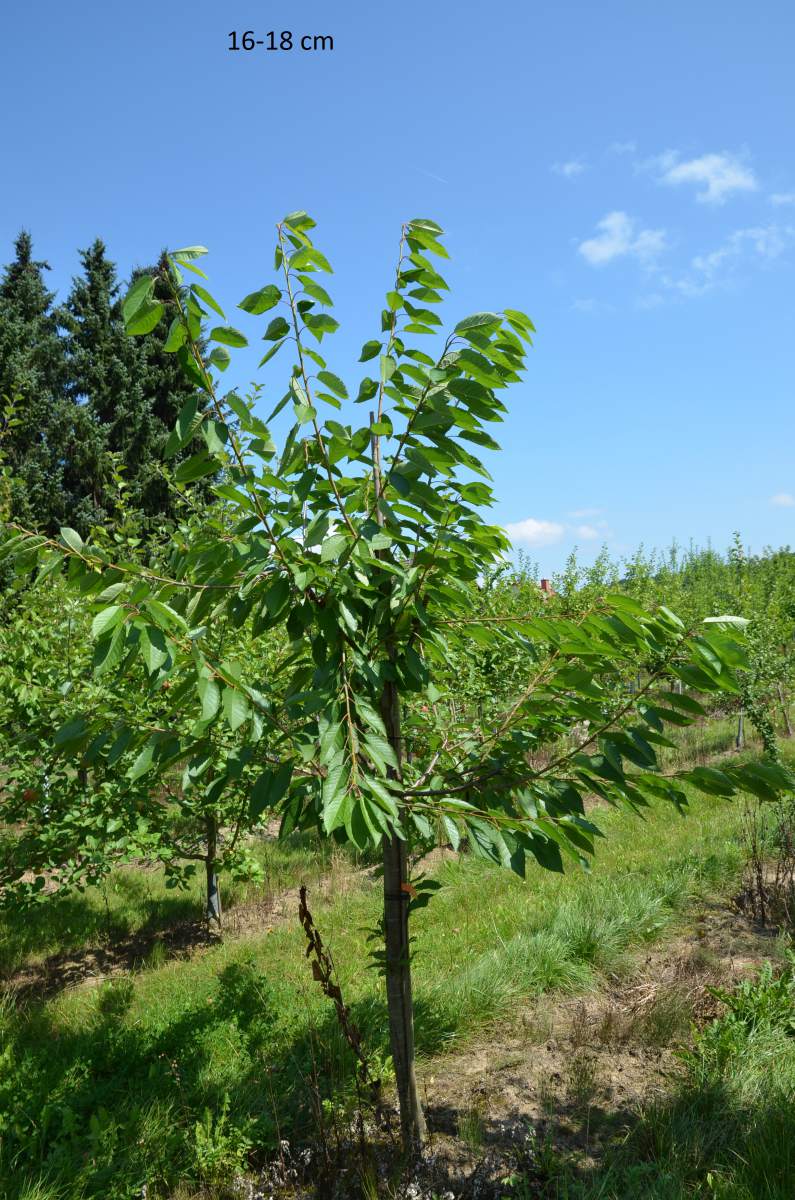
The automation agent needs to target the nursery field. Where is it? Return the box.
[1,731,794,1199]
[2,214,795,1199]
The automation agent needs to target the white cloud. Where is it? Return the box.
[609,140,637,155]
[665,223,795,296]
[651,151,757,205]
[504,517,565,548]
[553,159,586,178]
[771,192,795,206]
[771,492,795,508]
[578,211,666,267]
[505,514,613,550]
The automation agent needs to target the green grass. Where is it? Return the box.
[0,763,758,1200]
[542,958,795,1199]
[0,832,358,977]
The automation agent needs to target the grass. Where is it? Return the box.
[540,957,795,1199]
[0,832,359,978]
[0,756,761,1200]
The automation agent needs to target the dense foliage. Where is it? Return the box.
[0,212,793,1194]
[0,232,207,535]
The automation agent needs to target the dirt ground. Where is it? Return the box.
[406,894,782,1194]
[3,858,785,1197]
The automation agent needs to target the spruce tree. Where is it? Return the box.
[0,232,90,533]
[59,244,209,528]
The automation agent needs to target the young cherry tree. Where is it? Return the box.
[4,212,792,1154]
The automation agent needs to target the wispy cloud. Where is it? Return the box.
[649,150,757,205]
[609,140,637,156]
[505,514,611,548]
[578,211,666,267]
[664,223,795,296]
[637,292,665,310]
[771,192,795,207]
[771,492,795,508]
[504,517,565,548]
[569,507,604,519]
[553,159,586,178]
[410,165,449,185]
[571,297,614,314]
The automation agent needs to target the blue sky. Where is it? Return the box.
[2,0,793,571]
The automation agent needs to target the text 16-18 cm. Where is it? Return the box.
[228,31,334,52]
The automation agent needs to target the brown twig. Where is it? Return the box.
[298,885,381,1106]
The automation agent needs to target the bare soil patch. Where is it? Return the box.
[408,896,782,1192]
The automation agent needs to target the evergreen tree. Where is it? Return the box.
[0,232,92,533]
[59,244,209,527]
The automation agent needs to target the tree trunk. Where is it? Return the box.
[778,684,793,738]
[371,408,425,1152]
[205,815,222,930]
[380,678,426,1154]
[736,709,745,750]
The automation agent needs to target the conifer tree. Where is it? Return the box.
[59,244,210,528]
[0,232,91,532]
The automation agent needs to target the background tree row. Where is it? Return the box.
[0,232,208,537]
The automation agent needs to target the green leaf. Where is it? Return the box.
[264,576,291,617]
[172,246,208,260]
[259,339,288,368]
[300,277,333,306]
[284,211,316,232]
[409,218,443,234]
[197,675,221,721]
[140,626,169,674]
[303,313,339,341]
[322,755,349,833]
[222,686,250,731]
[316,371,348,399]
[91,606,124,640]
[60,527,84,554]
[128,738,158,782]
[209,346,231,372]
[263,316,291,342]
[192,284,225,319]
[122,275,154,324]
[356,377,378,404]
[238,284,281,314]
[320,533,347,562]
[126,300,164,336]
[174,453,217,483]
[144,599,187,631]
[53,718,89,749]
[682,766,736,797]
[442,815,460,851]
[210,325,248,348]
[163,318,187,353]
[250,762,293,821]
[454,312,501,334]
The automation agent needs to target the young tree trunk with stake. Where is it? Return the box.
[205,813,222,929]
[380,683,426,1149]
[372,411,426,1149]
[778,684,793,738]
